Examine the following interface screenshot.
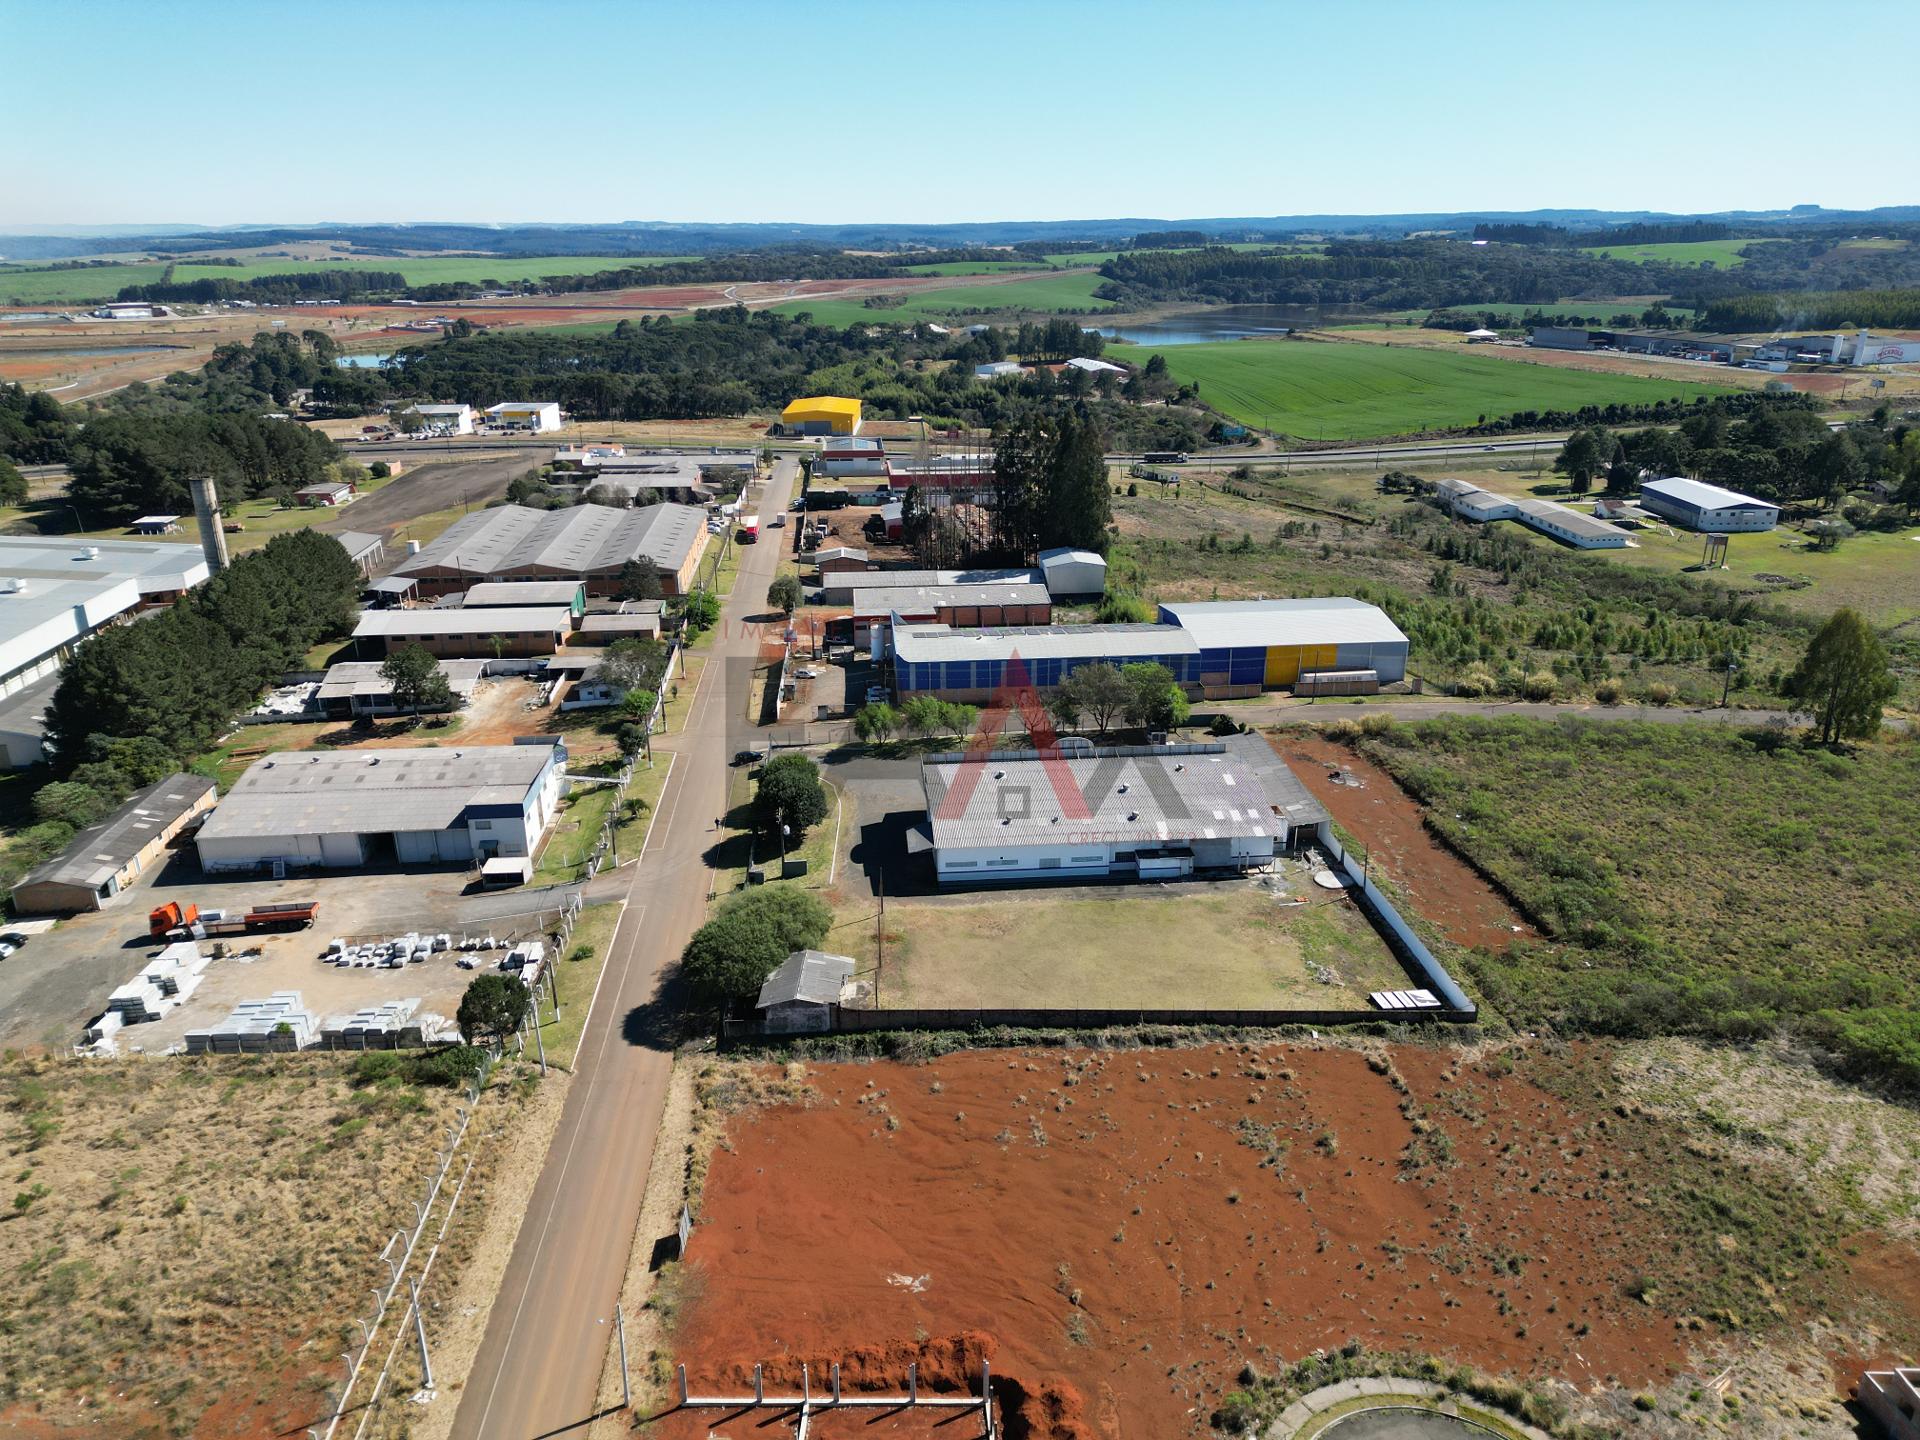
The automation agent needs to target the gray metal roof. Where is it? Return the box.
[823,566,1042,591]
[1511,497,1628,541]
[922,743,1278,852]
[352,606,572,638]
[315,659,486,703]
[1453,489,1516,516]
[198,746,556,841]
[812,547,868,563]
[334,531,385,562]
[893,622,1200,665]
[16,772,215,893]
[852,582,1050,618]
[0,534,209,596]
[1640,476,1775,512]
[369,575,419,594]
[394,503,705,580]
[1038,547,1106,568]
[1216,732,1329,831]
[577,612,661,634]
[756,950,856,1008]
[462,581,583,607]
[1159,598,1408,651]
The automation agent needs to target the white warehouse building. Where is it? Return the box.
[486,401,564,433]
[196,744,567,872]
[411,403,475,435]
[1037,546,1108,599]
[1637,476,1779,533]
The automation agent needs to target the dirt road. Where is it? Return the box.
[313,454,530,545]
[447,458,797,1440]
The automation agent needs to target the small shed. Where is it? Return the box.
[131,515,182,535]
[755,950,856,1034]
[1038,547,1107,599]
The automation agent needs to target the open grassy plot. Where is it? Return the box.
[769,272,1114,326]
[1107,337,1733,439]
[0,1054,471,1438]
[847,884,1404,1011]
[0,263,176,305]
[897,260,1045,276]
[1349,717,1920,1085]
[1379,298,1698,324]
[543,900,620,1068]
[1578,238,1784,267]
[532,779,620,885]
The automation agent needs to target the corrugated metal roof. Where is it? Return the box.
[393,503,705,579]
[822,567,1041,591]
[315,659,486,703]
[353,606,572,638]
[1511,497,1628,540]
[894,622,1199,665]
[922,745,1276,852]
[198,746,555,841]
[1158,598,1407,650]
[852,582,1050,617]
[756,950,856,1008]
[462,581,582,607]
[15,772,214,893]
[334,531,385,561]
[781,396,862,421]
[1039,547,1106,568]
[1641,476,1775,512]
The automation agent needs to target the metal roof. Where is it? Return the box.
[1453,490,1517,516]
[315,659,486,703]
[1511,497,1629,540]
[15,772,215,893]
[577,612,661,634]
[922,743,1278,852]
[334,531,385,561]
[1158,598,1407,651]
[822,567,1042,591]
[0,534,209,595]
[1640,476,1776,512]
[1038,547,1106,568]
[353,606,572,638]
[1216,732,1329,831]
[413,404,472,415]
[756,950,856,1008]
[852,582,1050,618]
[198,746,556,841]
[369,575,419,594]
[462,581,582,607]
[394,503,705,579]
[813,547,868,563]
[894,622,1199,665]
[781,396,862,422]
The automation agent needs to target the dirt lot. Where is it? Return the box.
[652,1042,1920,1440]
[0,1052,487,1440]
[1267,733,1533,953]
[309,454,531,548]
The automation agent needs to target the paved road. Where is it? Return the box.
[448,457,796,1440]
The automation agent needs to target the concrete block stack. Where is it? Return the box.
[183,991,318,1053]
[319,998,424,1049]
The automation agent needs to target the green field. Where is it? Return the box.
[1107,337,1734,440]
[1578,238,1784,267]
[769,271,1115,325]
[1379,299,1698,324]
[0,253,692,305]
[899,260,1047,276]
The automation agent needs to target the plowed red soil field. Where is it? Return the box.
[651,1042,1908,1440]
[1270,733,1533,952]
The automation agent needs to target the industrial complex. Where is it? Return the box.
[391,501,710,598]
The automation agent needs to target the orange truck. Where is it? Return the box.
[149,899,321,940]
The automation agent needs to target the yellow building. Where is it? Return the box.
[781,396,863,436]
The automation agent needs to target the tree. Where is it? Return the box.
[1121,662,1188,732]
[33,780,111,830]
[900,694,948,739]
[456,973,531,1045]
[1046,686,1082,734]
[679,886,833,1003]
[1808,431,1867,509]
[617,557,663,602]
[1553,426,1619,491]
[0,455,26,507]
[671,588,721,636]
[767,574,802,615]
[754,752,829,836]
[1789,608,1897,745]
[1059,662,1129,736]
[599,637,667,698]
[380,644,454,715]
[853,702,899,744]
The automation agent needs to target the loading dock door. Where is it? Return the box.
[1264,644,1337,687]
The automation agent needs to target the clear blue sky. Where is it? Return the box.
[4,0,1915,229]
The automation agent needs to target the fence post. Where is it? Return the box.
[678,1363,689,1405]
[832,1363,841,1404]
[754,1364,763,1404]
[909,1362,917,1405]
[614,1303,631,1408]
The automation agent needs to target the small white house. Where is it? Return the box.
[755,950,856,1033]
[486,401,563,433]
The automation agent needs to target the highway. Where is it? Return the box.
[447,457,796,1440]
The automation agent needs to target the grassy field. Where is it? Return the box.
[898,260,1046,276]
[544,900,620,1068]
[848,886,1403,1010]
[769,271,1114,326]
[1107,337,1734,440]
[0,1054,472,1437]
[1349,717,1920,1087]
[532,779,620,885]
[1577,238,1784,267]
[0,253,691,305]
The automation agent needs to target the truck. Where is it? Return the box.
[150,898,321,941]
[738,514,760,543]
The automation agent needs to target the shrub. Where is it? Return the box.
[1453,665,1497,698]
[1594,679,1623,705]
[681,887,833,1002]
[1647,682,1675,706]
[1521,670,1558,702]
[457,974,531,1045]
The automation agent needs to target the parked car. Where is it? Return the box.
[733,748,763,767]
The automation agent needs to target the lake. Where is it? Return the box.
[336,352,395,368]
[1097,304,1369,345]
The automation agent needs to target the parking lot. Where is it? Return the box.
[0,851,581,1052]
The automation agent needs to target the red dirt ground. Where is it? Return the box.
[1269,733,1533,952]
[657,1044,1727,1440]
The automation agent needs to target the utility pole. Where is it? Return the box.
[875,867,885,1007]
[531,993,547,1075]
[408,1277,434,1392]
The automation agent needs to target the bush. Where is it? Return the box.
[1647,682,1675,706]
[1453,666,1496,698]
[754,752,828,836]
[1521,670,1558,702]
[1594,679,1623,705]
[681,887,833,1002]
[456,974,531,1045]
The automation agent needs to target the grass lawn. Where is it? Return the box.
[542,900,620,1069]
[1577,238,1784,267]
[898,260,1046,276]
[710,774,840,895]
[850,886,1402,1010]
[659,654,705,733]
[1380,298,1698,324]
[1351,717,1920,1085]
[0,262,175,305]
[531,780,619,886]
[1106,336,1734,440]
[768,272,1114,326]
[613,752,674,860]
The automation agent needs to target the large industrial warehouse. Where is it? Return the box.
[920,740,1325,885]
[196,745,567,872]
[11,772,217,914]
[893,623,1203,702]
[1156,598,1410,689]
[392,503,708,598]
[1638,476,1780,532]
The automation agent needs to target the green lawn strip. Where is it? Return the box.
[611,752,673,862]
[531,779,620,886]
[711,775,840,896]
[540,900,621,1070]
[767,271,1113,325]
[658,654,705,732]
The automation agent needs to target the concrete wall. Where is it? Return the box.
[762,999,835,1034]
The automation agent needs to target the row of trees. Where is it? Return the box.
[989,406,1112,559]
[66,409,340,523]
[853,662,1189,747]
[1700,286,1920,332]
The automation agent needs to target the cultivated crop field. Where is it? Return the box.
[0,1055,477,1439]
[1345,717,1920,1086]
[769,271,1114,326]
[1576,238,1783,267]
[651,1042,1920,1440]
[1106,337,1733,439]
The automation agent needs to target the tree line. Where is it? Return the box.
[67,409,339,523]
[1700,287,1920,332]
[115,270,406,305]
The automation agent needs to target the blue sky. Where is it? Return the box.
[3,0,1915,228]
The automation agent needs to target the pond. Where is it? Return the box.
[1321,1407,1489,1438]
[336,352,396,368]
[1097,304,1372,345]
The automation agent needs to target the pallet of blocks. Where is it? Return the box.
[183,991,319,1054]
[319,998,424,1049]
